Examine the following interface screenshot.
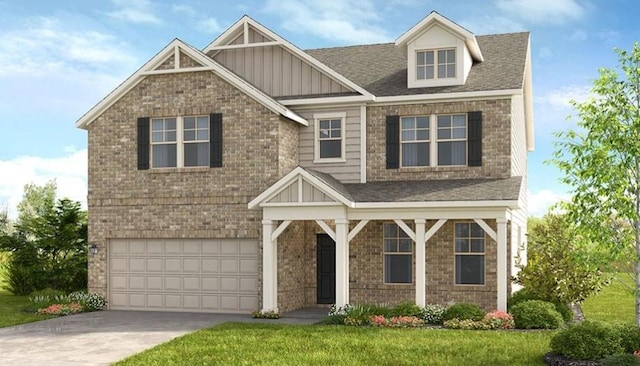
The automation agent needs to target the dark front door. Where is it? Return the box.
[316,234,336,304]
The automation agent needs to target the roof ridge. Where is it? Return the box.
[306,42,395,52]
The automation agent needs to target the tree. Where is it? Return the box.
[0,201,9,235]
[553,43,640,326]
[515,214,610,320]
[16,181,56,237]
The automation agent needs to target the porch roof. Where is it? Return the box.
[306,168,521,203]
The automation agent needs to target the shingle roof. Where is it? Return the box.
[306,32,529,97]
[305,168,354,201]
[343,177,522,203]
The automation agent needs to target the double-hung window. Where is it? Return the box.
[383,223,413,284]
[454,222,485,285]
[416,48,456,80]
[314,112,346,162]
[151,115,210,168]
[437,114,467,166]
[400,116,430,167]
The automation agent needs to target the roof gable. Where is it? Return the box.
[204,15,373,100]
[76,39,308,129]
[395,11,483,62]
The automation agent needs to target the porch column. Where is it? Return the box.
[335,218,349,306]
[496,218,508,311]
[262,219,278,312]
[415,219,426,307]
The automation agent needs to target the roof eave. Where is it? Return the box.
[353,200,520,210]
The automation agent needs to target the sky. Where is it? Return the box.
[0,0,637,218]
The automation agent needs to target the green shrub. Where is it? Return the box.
[390,302,421,317]
[601,354,640,366]
[615,323,640,354]
[419,304,446,325]
[67,291,108,311]
[251,310,280,319]
[343,305,383,326]
[511,300,563,329]
[508,288,573,323]
[442,303,485,321]
[550,321,623,360]
[554,301,573,323]
[320,314,346,325]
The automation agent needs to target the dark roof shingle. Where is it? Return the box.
[306,32,529,97]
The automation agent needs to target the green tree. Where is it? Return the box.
[16,181,56,237]
[515,214,609,320]
[553,43,640,326]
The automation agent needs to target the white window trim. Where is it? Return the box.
[453,221,486,286]
[383,222,414,285]
[416,48,456,81]
[400,114,468,168]
[408,44,465,88]
[313,112,347,163]
[150,115,210,169]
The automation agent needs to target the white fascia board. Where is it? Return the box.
[374,89,522,105]
[348,207,511,221]
[279,95,375,106]
[248,167,305,209]
[204,15,250,50]
[203,16,373,100]
[353,200,520,209]
[523,39,535,151]
[395,12,483,62]
[77,38,308,129]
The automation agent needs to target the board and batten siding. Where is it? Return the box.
[296,106,362,183]
[212,44,352,98]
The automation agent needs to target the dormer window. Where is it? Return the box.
[417,49,456,80]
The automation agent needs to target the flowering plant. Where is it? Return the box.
[369,315,424,327]
[483,310,515,329]
[37,303,84,316]
[370,315,387,326]
[251,310,280,319]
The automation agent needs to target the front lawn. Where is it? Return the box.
[115,323,551,366]
[0,289,54,327]
[582,273,635,324]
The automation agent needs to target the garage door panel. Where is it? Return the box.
[220,259,238,273]
[165,258,181,272]
[183,258,200,273]
[129,258,145,272]
[202,258,219,273]
[147,258,163,272]
[109,239,258,313]
[165,276,181,290]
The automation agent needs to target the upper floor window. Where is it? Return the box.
[151,115,210,168]
[383,223,413,284]
[314,112,346,163]
[416,49,456,80]
[399,113,467,167]
[454,222,485,285]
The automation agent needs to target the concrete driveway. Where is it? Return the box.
[0,309,325,366]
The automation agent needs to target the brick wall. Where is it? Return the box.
[367,99,512,182]
[87,70,298,298]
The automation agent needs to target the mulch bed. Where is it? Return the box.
[543,353,601,366]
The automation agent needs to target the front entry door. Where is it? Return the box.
[316,234,336,304]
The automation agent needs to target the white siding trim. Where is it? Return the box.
[360,105,367,183]
[313,112,347,163]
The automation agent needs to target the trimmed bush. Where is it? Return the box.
[442,303,485,321]
[67,291,108,311]
[615,323,640,354]
[601,353,640,366]
[419,304,446,325]
[511,300,563,329]
[390,302,421,317]
[554,301,573,323]
[550,321,623,361]
[508,288,573,323]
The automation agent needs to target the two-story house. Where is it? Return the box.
[77,11,533,314]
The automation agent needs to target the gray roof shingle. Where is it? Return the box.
[306,32,529,96]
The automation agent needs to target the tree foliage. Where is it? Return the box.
[0,182,87,295]
[552,43,640,326]
[516,214,609,306]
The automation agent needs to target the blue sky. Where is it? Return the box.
[0,0,637,218]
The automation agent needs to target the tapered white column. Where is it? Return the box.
[415,219,426,307]
[496,218,508,311]
[335,219,349,306]
[262,220,277,312]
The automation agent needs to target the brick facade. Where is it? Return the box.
[87,70,299,297]
[367,99,512,181]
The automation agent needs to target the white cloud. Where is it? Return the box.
[199,17,223,34]
[536,85,592,109]
[108,0,161,24]
[0,149,87,219]
[496,0,586,25]
[528,189,569,217]
[265,0,391,44]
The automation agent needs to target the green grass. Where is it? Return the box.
[115,323,552,366]
[583,273,635,324]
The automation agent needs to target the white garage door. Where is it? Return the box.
[109,239,259,313]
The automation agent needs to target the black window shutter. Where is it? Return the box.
[386,115,400,169]
[137,117,150,170]
[210,113,223,167]
[468,111,482,167]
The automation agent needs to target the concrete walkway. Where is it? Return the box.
[0,308,326,366]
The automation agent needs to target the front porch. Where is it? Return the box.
[249,167,525,313]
